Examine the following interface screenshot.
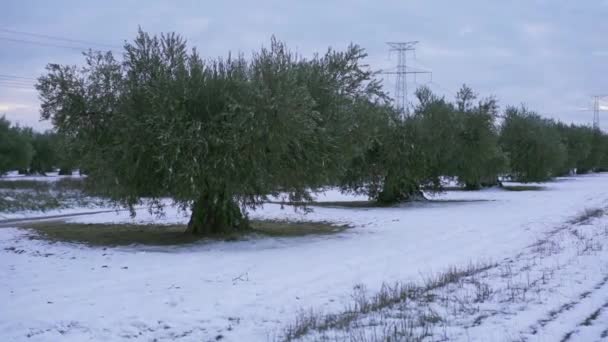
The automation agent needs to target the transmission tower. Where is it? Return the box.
[383,41,432,115]
[592,95,607,130]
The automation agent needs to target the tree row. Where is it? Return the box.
[0,118,75,175]
[16,30,608,234]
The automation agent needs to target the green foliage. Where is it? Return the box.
[375,116,427,202]
[500,107,566,182]
[0,116,34,174]
[32,28,608,230]
[452,85,506,189]
[412,86,460,188]
[8,128,74,175]
[344,84,506,199]
[578,130,608,173]
[555,123,594,174]
[338,105,426,203]
[37,30,385,234]
[29,131,59,174]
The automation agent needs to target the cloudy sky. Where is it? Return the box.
[1,0,607,130]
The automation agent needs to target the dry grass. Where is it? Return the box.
[250,220,348,237]
[21,219,348,246]
[278,206,608,341]
[280,262,495,341]
[568,208,605,225]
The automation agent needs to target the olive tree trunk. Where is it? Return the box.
[185,193,249,235]
[464,182,481,190]
[377,175,425,204]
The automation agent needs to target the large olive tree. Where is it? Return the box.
[36,30,384,235]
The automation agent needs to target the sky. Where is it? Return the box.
[1,0,608,131]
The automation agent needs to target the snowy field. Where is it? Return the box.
[0,170,85,182]
[2,174,608,341]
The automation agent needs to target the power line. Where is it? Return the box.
[0,80,34,87]
[0,36,95,51]
[0,84,35,90]
[0,84,34,89]
[0,75,35,85]
[0,77,34,84]
[0,28,121,49]
[0,74,37,81]
[0,80,35,87]
[0,36,121,53]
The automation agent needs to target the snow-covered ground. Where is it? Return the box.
[2,174,608,341]
[0,171,85,182]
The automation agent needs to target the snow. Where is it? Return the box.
[2,174,608,341]
[0,206,117,222]
[0,171,85,182]
[306,193,608,341]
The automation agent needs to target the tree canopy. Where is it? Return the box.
[500,107,566,182]
[36,30,387,234]
[0,116,34,175]
[33,29,608,235]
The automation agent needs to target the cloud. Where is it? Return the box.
[178,17,211,35]
[424,44,467,58]
[458,26,474,36]
[520,22,553,39]
[0,103,31,112]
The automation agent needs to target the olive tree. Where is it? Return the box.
[338,101,427,204]
[500,106,566,182]
[37,30,384,235]
[452,85,505,189]
[28,131,59,175]
[555,123,593,174]
[0,116,34,175]
[411,86,459,189]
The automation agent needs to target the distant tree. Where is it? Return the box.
[374,115,428,202]
[577,129,607,173]
[597,134,608,171]
[455,84,476,112]
[555,123,593,174]
[452,85,506,189]
[37,30,385,235]
[500,107,566,182]
[338,102,427,204]
[28,131,59,175]
[53,134,76,175]
[0,116,34,175]
[411,86,459,189]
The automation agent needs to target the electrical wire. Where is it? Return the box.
[0,28,121,49]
